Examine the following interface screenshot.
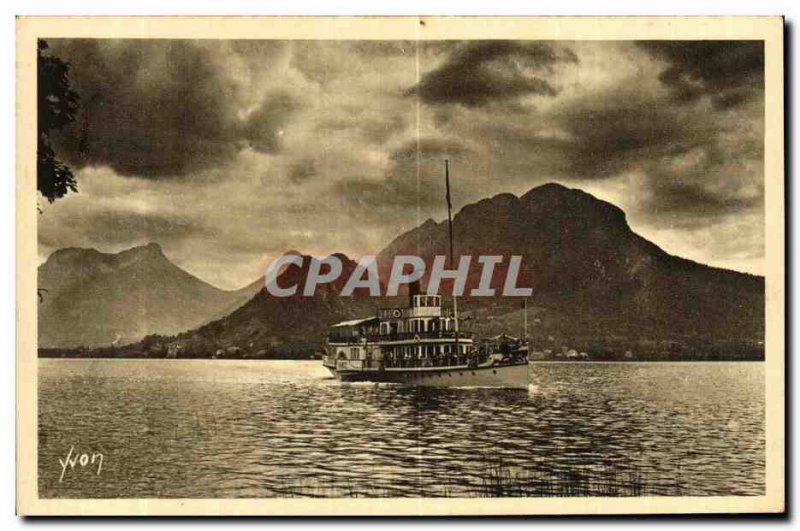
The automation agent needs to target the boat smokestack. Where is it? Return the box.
[409,279,421,305]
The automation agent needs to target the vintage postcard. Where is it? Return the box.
[16,16,784,515]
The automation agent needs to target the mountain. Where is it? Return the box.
[165,252,379,357]
[42,183,764,357]
[157,183,763,360]
[38,243,261,347]
[377,183,764,341]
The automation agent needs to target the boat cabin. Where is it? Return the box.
[325,317,383,371]
[324,284,476,372]
[377,294,460,339]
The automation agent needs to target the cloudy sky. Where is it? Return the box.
[38,39,765,289]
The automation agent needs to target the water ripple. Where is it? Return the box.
[38,359,764,498]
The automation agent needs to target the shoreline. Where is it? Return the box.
[37,356,766,363]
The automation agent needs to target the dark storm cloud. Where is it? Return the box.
[480,93,711,179]
[38,39,766,280]
[287,157,317,184]
[637,41,764,110]
[240,90,299,153]
[479,83,762,221]
[651,182,762,217]
[410,41,578,107]
[337,137,470,214]
[558,95,711,179]
[38,207,206,250]
[385,138,473,206]
[46,40,301,178]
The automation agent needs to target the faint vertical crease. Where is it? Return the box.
[415,21,422,258]
[415,16,423,500]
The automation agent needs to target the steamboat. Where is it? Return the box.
[322,288,529,388]
[322,160,529,388]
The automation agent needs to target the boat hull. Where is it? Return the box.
[326,362,529,389]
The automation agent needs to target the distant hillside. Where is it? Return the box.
[378,183,764,342]
[40,183,764,359]
[37,243,261,347]
[161,252,379,357]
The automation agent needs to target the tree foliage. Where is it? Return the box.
[37,40,79,203]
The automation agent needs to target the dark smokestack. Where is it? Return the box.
[409,279,421,305]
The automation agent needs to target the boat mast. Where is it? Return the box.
[523,298,528,342]
[445,160,459,354]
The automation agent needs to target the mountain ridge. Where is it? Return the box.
[38,182,764,356]
[379,182,763,340]
[38,242,262,347]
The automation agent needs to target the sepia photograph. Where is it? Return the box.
[15,16,785,516]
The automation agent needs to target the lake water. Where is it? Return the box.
[38,359,764,498]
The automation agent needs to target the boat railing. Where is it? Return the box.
[335,359,382,371]
[331,352,525,372]
[376,306,457,319]
[328,330,473,344]
[383,352,488,369]
[381,330,472,342]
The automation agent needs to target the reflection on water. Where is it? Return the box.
[39,359,764,498]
